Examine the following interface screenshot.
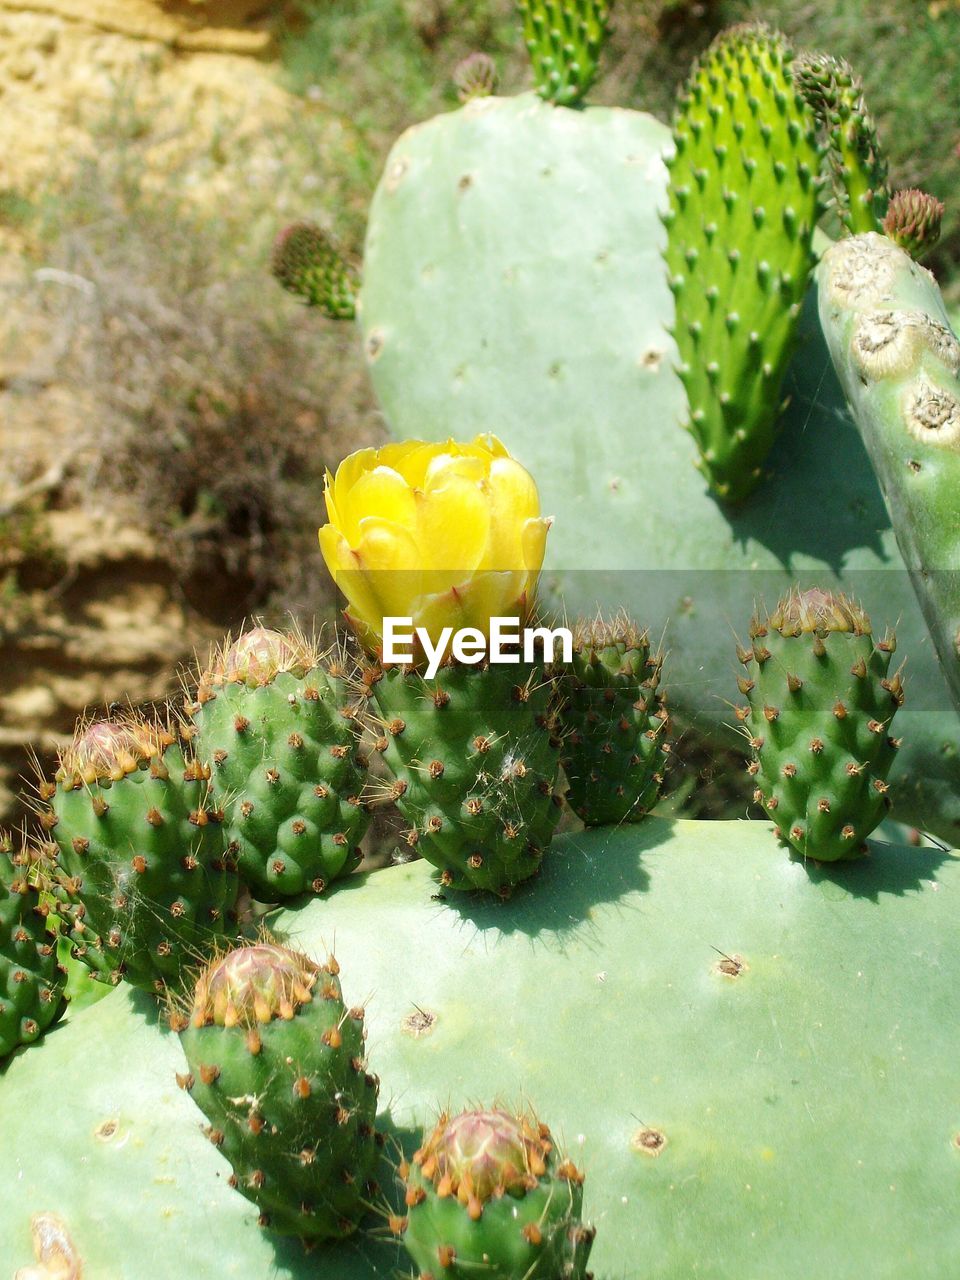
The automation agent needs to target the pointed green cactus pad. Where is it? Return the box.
[358,91,960,846]
[794,52,888,236]
[3,820,960,1277]
[664,24,824,502]
[272,222,360,320]
[517,0,612,107]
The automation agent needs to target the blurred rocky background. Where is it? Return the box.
[2,0,959,819]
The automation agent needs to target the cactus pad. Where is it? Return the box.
[663,24,824,502]
[3,820,960,1276]
[558,613,669,824]
[44,717,238,993]
[370,661,562,895]
[397,1107,594,1278]
[740,588,903,861]
[176,942,379,1241]
[272,222,360,320]
[188,627,369,902]
[517,0,612,107]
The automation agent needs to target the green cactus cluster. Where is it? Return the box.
[4,7,960,1277]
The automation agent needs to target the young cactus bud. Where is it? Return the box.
[883,189,945,258]
[794,51,889,234]
[557,611,670,825]
[271,221,360,320]
[517,0,613,107]
[397,1106,595,1278]
[187,624,370,903]
[177,942,379,1240]
[453,51,499,103]
[740,588,903,862]
[44,712,237,993]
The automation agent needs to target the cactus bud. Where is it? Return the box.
[453,51,499,102]
[883,189,945,258]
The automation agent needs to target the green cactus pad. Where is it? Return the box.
[558,613,669,824]
[45,719,238,993]
[517,0,612,107]
[398,1108,594,1278]
[4,819,960,1277]
[188,628,369,902]
[0,835,65,1060]
[794,52,888,236]
[741,588,903,861]
[177,942,379,1241]
[370,661,562,896]
[819,233,960,715]
[272,222,360,320]
[663,24,824,502]
[358,90,960,846]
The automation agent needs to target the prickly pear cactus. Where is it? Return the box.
[557,613,669,825]
[663,24,824,501]
[43,717,238,992]
[369,661,562,896]
[397,1107,594,1278]
[883,189,944,258]
[355,56,960,846]
[818,232,960,714]
[187,627,369,901]
[176,942,379,1241]
[3,820,960,1277]
[0,834,65,1059]
[740,589,903,861]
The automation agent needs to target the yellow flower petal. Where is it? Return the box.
[480,457,542,571]
[521,515,551,574]
[339,465,417,543]
[318,524,385,639]
[415,475,489,576]
[355,517,424,624]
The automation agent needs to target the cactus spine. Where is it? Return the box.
[663,25,824,502]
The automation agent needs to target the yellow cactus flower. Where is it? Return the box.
[318,434,551,658]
